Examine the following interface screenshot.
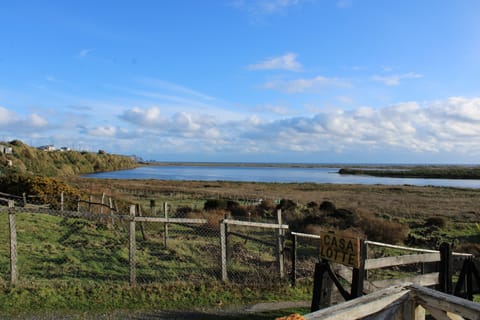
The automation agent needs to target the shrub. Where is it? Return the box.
[319,201,336,214]
[175,206,194,218]
[203,199,228,211]
[424,216,447,229]
[359,215,409,244]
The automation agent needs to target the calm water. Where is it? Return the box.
[83,165,480,189]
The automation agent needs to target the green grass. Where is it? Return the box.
[0,211,312,315]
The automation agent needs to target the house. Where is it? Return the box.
[38,145,56,151]
[0,145,13,154]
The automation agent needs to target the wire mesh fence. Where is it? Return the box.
[0,192,299,288]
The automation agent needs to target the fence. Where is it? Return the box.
[0,194,290,287]
[1,191,478,306]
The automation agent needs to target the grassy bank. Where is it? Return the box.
[0,140,138,177]
[339,166,480,179]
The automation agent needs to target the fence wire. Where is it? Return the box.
[226,222,282,284]
[0,194,297,287]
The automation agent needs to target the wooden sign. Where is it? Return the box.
[319,230,362,268]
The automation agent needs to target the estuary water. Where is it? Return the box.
[83,165,480,189]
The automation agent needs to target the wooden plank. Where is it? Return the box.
[8,201,17,286]
[365,241,439,254]
[409,284,480,320]
[163,202,168,248]
[129,205,136,287]
[134,217,208,224]
[290,231,321,239]
[220,221,227,282]
[421,305,462,320]
[304,284,410,320]
[276,209,285,279]
[369,273,439,291]
[223,219,289,229]
[365,253,440,270]
[319,230,362,268]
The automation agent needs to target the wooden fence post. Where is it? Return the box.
[276,209,285,279]
[129,205,136,287]
[136,204,148,241]
[150,200,156,215]
[22,193,27,207]
[163,202,169,248]
[291,233,297,287]
[88,195,93,213]
[8,200,17,286]
[311,261,332,311]
[351,240,366,298]
[100,193,105,214]
[439,242,453,294]
[220,220,228,282]
[60,191,64,212]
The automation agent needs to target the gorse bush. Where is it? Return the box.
[0,173,81,210]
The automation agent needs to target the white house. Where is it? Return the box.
[0,145,13,154]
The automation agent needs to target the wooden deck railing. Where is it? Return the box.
[304,283,480,320]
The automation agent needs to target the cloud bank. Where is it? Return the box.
[2,97,480,162]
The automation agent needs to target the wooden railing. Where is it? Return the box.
[304,283,480,320]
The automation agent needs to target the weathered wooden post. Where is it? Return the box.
[100,193,105,214]
[77,196,80,212]
[60,191,64,212]
[310,261,332,311]
[276,209,285,279]
[220,219,228,281]
[150,200,156,215]
[88,195,93,212]
[291,233,297,287]
[351,240,366,298]
[136,204,148,241]
[8,200,17,286]
[129,205,136,287]
[22,193,27,207]
[163,202,169,248]
[439,242,453,294]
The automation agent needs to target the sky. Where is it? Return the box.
[1,0,480,164]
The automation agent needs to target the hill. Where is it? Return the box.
[0,140,139,177]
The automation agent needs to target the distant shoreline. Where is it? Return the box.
[140,161,480,169]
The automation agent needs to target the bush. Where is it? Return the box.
[359,215,409,244]
[0,172,81,210]
[319,201,336,214]
[203,199,228,211]
[424,216,447,229]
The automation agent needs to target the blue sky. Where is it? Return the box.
[1,1,480,163]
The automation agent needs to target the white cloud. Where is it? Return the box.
[78,49,93,58]
[28,114,48,127]
[0,106,16,125]
[88,126,117,137]
[248,53,302,72]
[0,106,48,129]
[232,0,302,16]
[372,72,423,86]
[262,75,351,93]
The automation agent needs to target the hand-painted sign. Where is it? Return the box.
[319,230,362,268]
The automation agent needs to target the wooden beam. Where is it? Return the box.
[409,284,480,320]
[223,219,289,229]
[365,253,440,270]
[304,284,410,320]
